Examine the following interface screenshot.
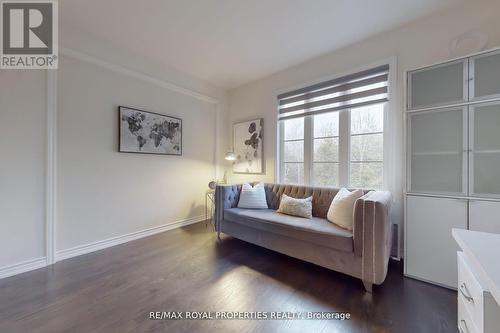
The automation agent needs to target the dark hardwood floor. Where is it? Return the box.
[0,221,457,333]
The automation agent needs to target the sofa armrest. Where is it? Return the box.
[214,184,241,232]
[353,191,392,285]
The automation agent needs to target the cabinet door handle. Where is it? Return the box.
[459,319,469,333]
[459,283,474,303]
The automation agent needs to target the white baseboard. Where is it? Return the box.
[0,215,205,280]
[0,257,47,280]
[55,215,205,262]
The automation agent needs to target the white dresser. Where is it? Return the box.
[453,229,500,333]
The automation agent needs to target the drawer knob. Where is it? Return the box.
[459,283,474,303]
[459,319,469,333]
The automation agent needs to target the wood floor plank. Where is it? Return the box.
[0,222,457,333]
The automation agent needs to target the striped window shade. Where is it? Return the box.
[277,64,389,120]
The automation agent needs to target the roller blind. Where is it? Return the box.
[277,64,389,120]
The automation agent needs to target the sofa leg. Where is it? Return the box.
[363,281,373,293]
[217,231,221,242]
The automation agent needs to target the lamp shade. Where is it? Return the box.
[224,151,236,161]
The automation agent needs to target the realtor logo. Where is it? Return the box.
[1,0,58,69]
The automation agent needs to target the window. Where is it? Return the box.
[278,65,389,189]
[282,118,304,184]
[350,104,384,189]
[312,112,339,187]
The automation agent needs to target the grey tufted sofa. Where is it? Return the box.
[214,183,392,292]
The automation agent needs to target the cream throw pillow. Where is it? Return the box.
[327,188,364,230]
[277,194,313,219]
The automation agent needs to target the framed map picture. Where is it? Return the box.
[119,106,182,155]
[233,118,263,174]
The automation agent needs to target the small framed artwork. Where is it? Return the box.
[233,118,263,174]
[119,106,182,155]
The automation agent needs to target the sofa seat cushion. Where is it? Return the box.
[224,208,353,252]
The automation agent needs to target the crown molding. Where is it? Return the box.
[59,46,220,105]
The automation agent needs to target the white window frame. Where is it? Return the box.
[278,104,387,188]
[275,59,396,191]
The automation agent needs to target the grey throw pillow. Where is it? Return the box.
[277,194,313,219]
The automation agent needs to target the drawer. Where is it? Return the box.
[457,251,484,332]
[458,297,479,333]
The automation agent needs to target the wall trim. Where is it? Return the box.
[0,257,47,280]
[41,47,222,268]
[46,69,57,265]
[59,46,220,105]
[6,46,222,281]
[0,215,205,280]
[54,215,205,262]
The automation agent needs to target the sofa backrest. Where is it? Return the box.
[263,183,370,218]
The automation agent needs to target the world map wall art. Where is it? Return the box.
[233,118,263,174]
[119,106,182,155]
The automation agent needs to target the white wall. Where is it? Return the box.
[60,22,230,182]
[225,0,500,255]
[56,55,217,250]
[0,45,227,275]
[0,71,47,268]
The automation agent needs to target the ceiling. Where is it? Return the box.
[60,0,463,89]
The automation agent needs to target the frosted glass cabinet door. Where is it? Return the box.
[470,50,500,101]
[470,101,500,198]
[409,107,467,195]
[408,59,468,110]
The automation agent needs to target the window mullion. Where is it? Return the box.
[304,115,313,185]
[278,120,284,183]
[338,110,350,187]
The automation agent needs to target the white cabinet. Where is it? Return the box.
[458,251,485,333]
[408,59,468,110]
[405,195,467,288]
[406,49,500,288]
[469,101,500,198]
[408,107,467,195]
[470,50,500,102]
[458,296,479,333]
[469,201,500,234]
[454,230,500,333]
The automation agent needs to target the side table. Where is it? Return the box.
[205,190,215,230]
